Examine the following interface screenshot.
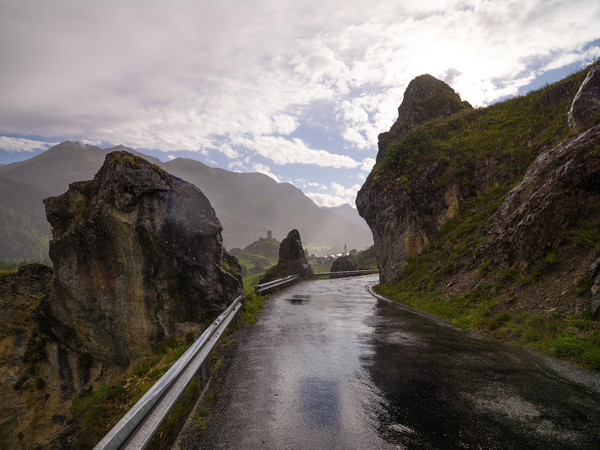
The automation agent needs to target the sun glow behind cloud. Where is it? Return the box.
[0,0,599,206]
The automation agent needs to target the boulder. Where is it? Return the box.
[38,151,242,366]
[568,63,600,131]
[259,229,314,283]
[479,123,600,265]
[588,257,600,317]
[376,74,471,163]
[329,255,358,279]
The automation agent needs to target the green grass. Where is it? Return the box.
[370,66,600,372]
[379,70,587,193]
[68,337,202,448]
[376,283,600,371]
[239,292,268,325]
[373,183,600,372]
[312,262,333,273]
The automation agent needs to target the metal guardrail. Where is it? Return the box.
[94,294,244,450]
[314,269,379,277]
[254,274,300,295]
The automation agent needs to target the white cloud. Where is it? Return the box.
[306,182,362,207]
[81,139,103,147]
[360,157,376,172]
[342,128,370,150]
[237,135,361,168]
[1,0,599,195]
[0,136,57,152]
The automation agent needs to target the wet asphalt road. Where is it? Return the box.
[194,275,600,449]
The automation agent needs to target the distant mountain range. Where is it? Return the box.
[0,141,372,261]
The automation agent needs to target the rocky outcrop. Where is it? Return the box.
[0,151,244,448]
[358,62,600,320]
[376,74,471,163]
[39,151,242,367]
[568,64,600,131]
[259,229,314,283]
[479,124,600,264]
[358,75,475,284]
[329,255,357,278]
[1,264,123,448]
[0,264,75,448]
[589,257,600,317]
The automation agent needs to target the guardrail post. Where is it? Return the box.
[200,358,210,390]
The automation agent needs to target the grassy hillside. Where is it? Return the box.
[377,72,584,190]
[371,67,600,371]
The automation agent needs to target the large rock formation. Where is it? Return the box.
[0,151,244,448]
[357,75,474,284]
[38,151,242,366]
[568,64,600,131]
[357,66,598,286]
[329,255,358,279]
[479,124,600,264]
[376,74,471,163]
[259,229,314,283]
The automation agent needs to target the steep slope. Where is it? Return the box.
[358,63,600,370]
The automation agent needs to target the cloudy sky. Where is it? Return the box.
[1,1,599,207]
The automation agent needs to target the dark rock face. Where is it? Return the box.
[479,124,600,266]
[0,264,52,342]
[376,74,471,163]
[39,151,242,366]
[329,256,358,278]
[0,264,80,448]
[260,229,314,283]
[589,257,600,317]
[568,64,600,131]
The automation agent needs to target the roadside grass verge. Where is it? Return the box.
[69,336,198,449]
[375,283,600,372]
[68,290,269,448]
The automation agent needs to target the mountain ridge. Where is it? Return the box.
[0,142,372,260]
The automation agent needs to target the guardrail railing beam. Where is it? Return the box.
[254,274,300,295]
[313,269,379,277]
[94,294,243,450]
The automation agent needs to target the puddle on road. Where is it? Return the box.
[286,294,311,305]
